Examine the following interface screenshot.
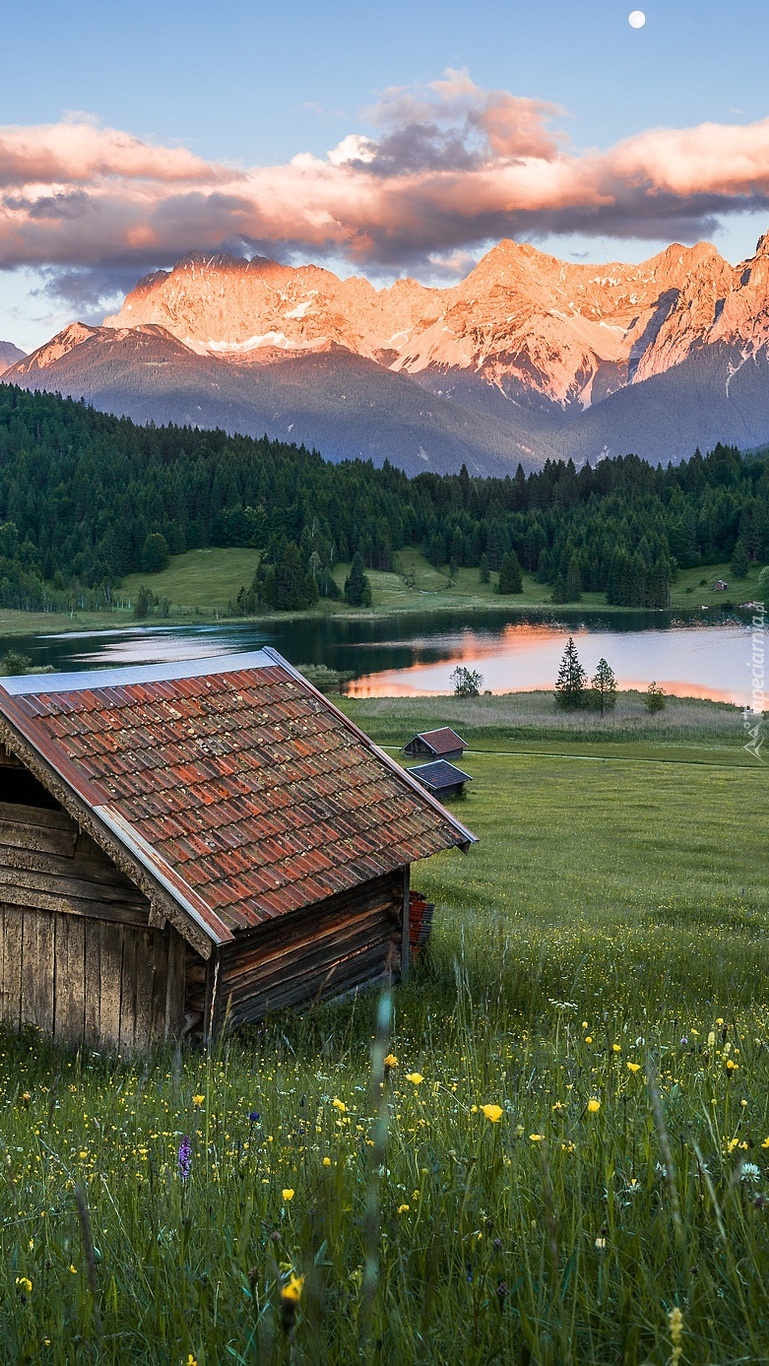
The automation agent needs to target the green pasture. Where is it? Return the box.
[1,723,768,1362]
[0,545,763,636]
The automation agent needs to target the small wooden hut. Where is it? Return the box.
[0,650,475,1050]
[403,728,467,763]
[408,761,473,800]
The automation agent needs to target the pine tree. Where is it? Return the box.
[344,552,372,607]
[554,637,587,710]
[644,681,666,714]
[590,658,618,716]
[730,540,750,578]
[497,549,523,594]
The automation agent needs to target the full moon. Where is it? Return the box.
[628,9,646,26]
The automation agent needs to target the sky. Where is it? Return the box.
[3,0,769,350]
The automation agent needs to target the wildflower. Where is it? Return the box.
[762,1137,769,1149]
[552,1100,565,1112]
[405,1072,424,1085]
[725,1059,739,1073]
[561,1141,575,1153]
[582,1021,588,1029]
[585,1036,593,1044]
[280,1273,304,1304]
[627,1062,641,1073]
[529,1133,544,1142]
[612,1044,622,1053]
[186,1356,198,1366]
[15,1276,32,1295]
[480,1104,503,1124]
[594,1236,607,1252]
[587,1098,601,1113]
[282,1188,295,1202]
[192,1094,205,1106]
[322,1156,332,1167]
[332,1098,347,1113]
[397,1203,410,1214]
[740,1162,761,1183]
[248,1110,260,1123]
[383,1054,398,1069]
[69,1265,78,1274]
[668,1306,684,1365]
[177,1136,192,1181]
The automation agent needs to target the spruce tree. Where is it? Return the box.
[344,552,372,607]
[730,540,749,578]
[591,658,618,715]
[497,549,523,594]
[554,637,587,710]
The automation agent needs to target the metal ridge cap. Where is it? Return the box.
[94,805,234,945]
[262,646,478,848]
[0,648,278,696]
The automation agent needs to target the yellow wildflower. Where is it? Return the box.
[585,1036,593,1044]
[192,1094,205,1106]
[612,1044,622,1053]
[397,1203,410,1214]
[383,1054,398,1069]
[587,1098,601,1113]
[280,1273,304,1304]
[281,1188,295,1202]
[15,1276,32,1295]
[322,1156,332,1167]
[405,1073,424,1085]
[332,1098,347,1113]
[627,1062,641,1074]
[529,1133,544,1142]
[480,1104,503,1123]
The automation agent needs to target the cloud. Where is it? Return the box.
[2,76,769,315]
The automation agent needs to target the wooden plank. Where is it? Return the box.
[166,930,186,1040]
[133,928,156,1049]
[118,928,139,1052]
[0,807,78,857]
[401,865,410,983]
[0,864,149,909]
[2,904,23,1030]
[97,921,123,1048]
[54,914,86,1044]
[20,909,54,1031]
[0,880,149,927]
[83,921,102,1048]
[0,802,73,831]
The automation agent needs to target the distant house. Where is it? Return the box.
[404,727,467,763]
[408,760,473,800]
[713,580,728,591]
[0,650,475,1050]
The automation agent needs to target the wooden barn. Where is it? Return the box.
[403,728,467,763]
[0,650,475,1050]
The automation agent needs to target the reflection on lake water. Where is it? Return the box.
[0,609,756,707]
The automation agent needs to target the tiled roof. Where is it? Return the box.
[411,727,467,755]
[408,760,472,791]
[0,651,474,945]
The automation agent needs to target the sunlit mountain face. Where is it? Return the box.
[7,233,769,474]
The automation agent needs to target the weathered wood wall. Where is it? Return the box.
[0,799,185,1048]
[212,870,406,1028]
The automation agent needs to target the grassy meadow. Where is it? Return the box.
[0,545,762,637]
[1,694,768,1363]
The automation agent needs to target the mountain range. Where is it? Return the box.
[5,235,769,474]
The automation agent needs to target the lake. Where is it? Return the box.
[2,608,760,707]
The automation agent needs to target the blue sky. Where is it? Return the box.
[3,0,769,349]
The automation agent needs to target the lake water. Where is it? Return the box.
[2,608,760,707]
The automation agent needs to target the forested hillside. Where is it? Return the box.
[0,385,766,614]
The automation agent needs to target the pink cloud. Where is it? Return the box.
[2,74,769,313]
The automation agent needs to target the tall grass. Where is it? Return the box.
[1,747,768,1362]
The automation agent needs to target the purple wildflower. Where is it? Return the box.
[248,1111,260,1124]
[178,1135,192,1181]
